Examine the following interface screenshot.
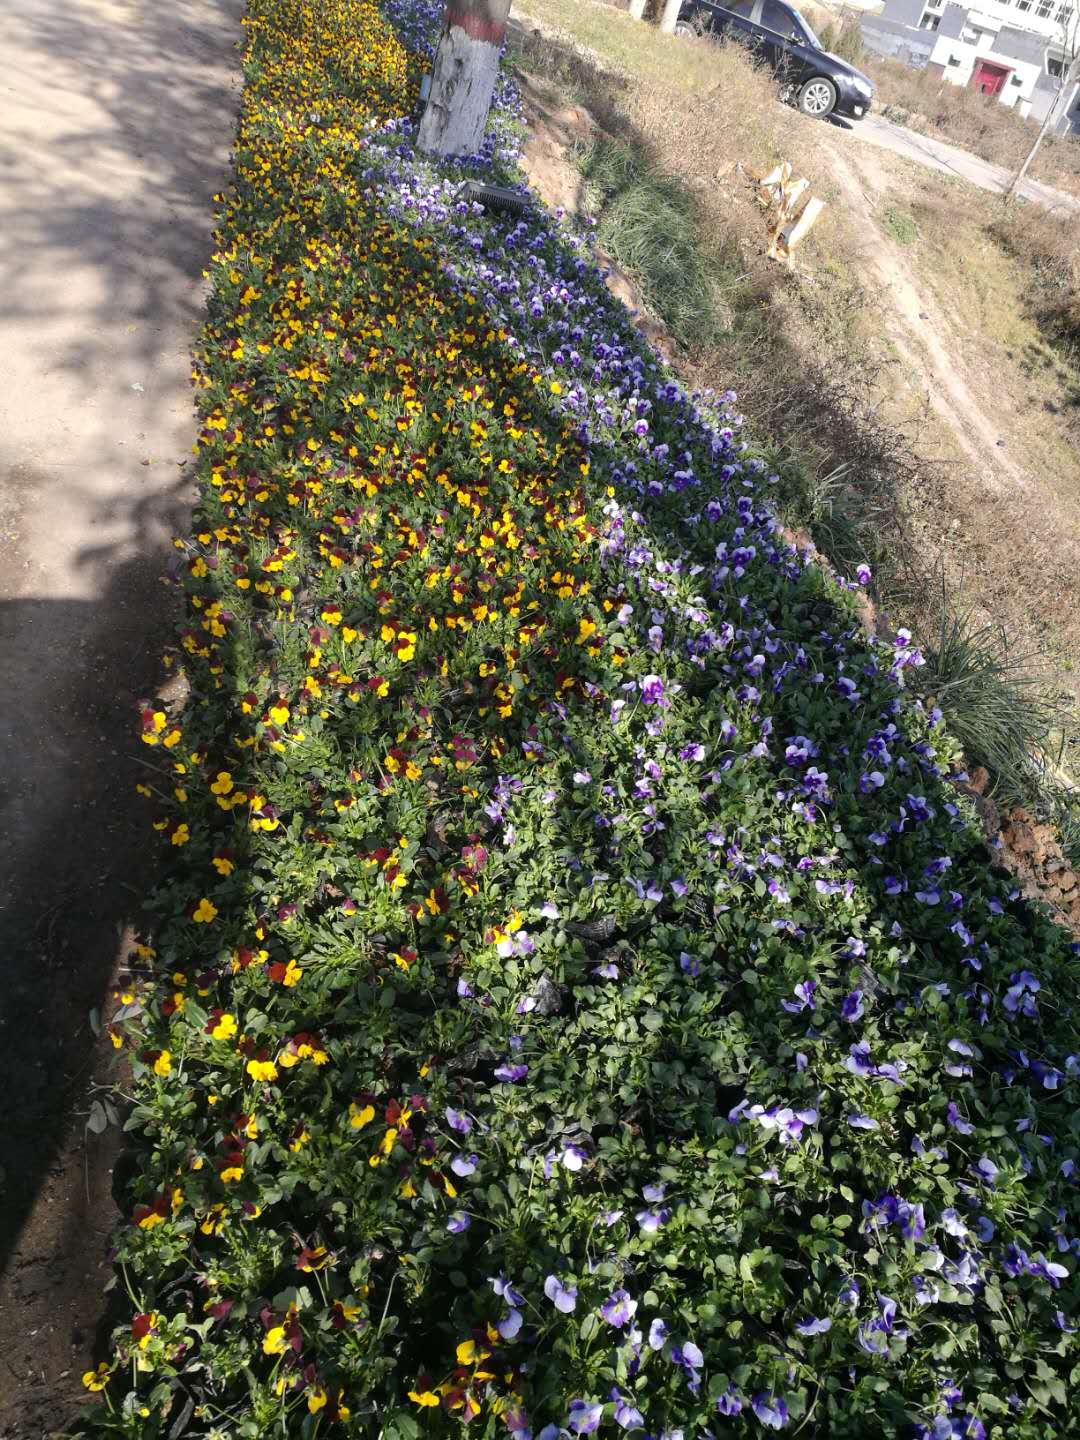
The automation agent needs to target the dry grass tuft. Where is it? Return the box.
[993,202,1080,364]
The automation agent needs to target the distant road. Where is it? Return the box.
[839,109,1080,212]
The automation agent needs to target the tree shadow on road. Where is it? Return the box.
[0,523,189,1434]
[0,0,244,394]
[0,0,243,1428]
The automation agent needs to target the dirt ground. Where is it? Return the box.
[0,0,241,1433]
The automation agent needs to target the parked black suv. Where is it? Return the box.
[675,0,875,121]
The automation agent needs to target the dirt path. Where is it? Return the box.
[0,0,241,1431]
[819,139,1030,495]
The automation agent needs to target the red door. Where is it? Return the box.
[971,59,1011,96]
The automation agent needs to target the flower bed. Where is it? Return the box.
[83,1,1080,1436]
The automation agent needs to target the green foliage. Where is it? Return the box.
[879,205,919,246]
[575,135,722,349]
[815,16,867,69]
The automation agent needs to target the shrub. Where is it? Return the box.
[78,1,1080,1438]
[816,16,867,70]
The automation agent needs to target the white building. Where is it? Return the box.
[864,0,1080,127]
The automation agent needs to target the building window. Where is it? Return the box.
[1036,0,1054,17]
[1011,72,1024,83]
[920,12,941,25]
[1016,0,1032,11]
[947,52,961,62]
[1056,3,1071,18]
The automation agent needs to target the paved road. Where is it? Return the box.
[0,0,240,1430]
[840,109,1080,212]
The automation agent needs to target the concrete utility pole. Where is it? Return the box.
[417,0,514,157]
[659,0,684,32]
[628,0,648,17]
[1007,99,1062,200]
[1006,37,1079,201]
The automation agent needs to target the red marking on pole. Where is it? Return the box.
[445,5,507,44]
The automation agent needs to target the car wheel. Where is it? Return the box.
[674,20,696,36]
[798,76,837,118]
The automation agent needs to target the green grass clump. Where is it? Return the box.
[880,205,919,246]
[914,579,1065,802]
[577,135,722,348]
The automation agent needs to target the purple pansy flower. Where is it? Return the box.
[567,1400,604,1435]
[842,990,865,1023]
[636,1207,670,1233]
[782,979,816,1013]
[946,1103,974,1136]
[490,1274,526,1307]
[838,1276,860,1307]
[600,1290,638,1328]
[670,1340,703,1392]
[613,1393,644,1431]
[494,1062,529,1083]
[751,1394,790,1429]
[716,1385,744,1416]
[544,1274,578,1313]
